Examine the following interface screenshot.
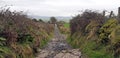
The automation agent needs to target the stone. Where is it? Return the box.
[70,49,81,56]
[63,53,79,58]
[36,50,49,58]
[54,52,65,58]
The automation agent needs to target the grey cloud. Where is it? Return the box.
[1,0,120,16]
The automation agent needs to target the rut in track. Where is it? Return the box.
[36,24,82,58]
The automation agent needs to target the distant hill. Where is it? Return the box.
[28,15,72,22]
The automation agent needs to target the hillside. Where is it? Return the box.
[28,15,72,22]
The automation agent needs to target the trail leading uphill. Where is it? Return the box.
[36,24,82,58]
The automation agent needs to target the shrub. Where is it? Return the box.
[99,19,118,44]
[17,33,34,44]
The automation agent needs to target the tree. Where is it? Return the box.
[38,19,44,23]
[32,18,38,22]
[50,17,57,24]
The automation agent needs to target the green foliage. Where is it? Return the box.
[99,19,118,44]
[40,38,49,48]
[39,34,53,48]
[81,41,113,58]
[0,46,16,58]
[100,19,118,33]
[67,34,114,58]
[114,25,120,43]
[18,34,34,44]
[0,37,6,46]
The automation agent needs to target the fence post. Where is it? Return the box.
[118,7,120,22]
[109,11,113,18]
[103,10,106,17]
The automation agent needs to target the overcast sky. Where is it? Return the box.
[0,0,120,16]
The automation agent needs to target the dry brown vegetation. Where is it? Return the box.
[0,8,54,58]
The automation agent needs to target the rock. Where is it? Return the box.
[54,52,65,58]
[54,49,81,58]
[38,49,42,52]
[36,50,49,58]
[70,49,81,56]
[50,51,54,54]
[62,50,67,53]
[63,53,80,58]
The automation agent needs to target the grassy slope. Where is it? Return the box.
[67,19,120,58]
[64,23,70,28]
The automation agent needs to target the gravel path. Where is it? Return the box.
[36,24,82,58]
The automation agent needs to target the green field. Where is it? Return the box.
[64,23,70,28]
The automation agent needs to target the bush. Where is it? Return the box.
[68,10,120,58]
[17,33,34,44]
[0,8,54,58]
[99,19,118,44]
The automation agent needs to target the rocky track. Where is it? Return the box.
[36,24,82,58]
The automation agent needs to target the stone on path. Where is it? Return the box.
[36,50,49,58]
[54,49,81,58]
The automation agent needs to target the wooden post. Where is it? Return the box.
[103,10,106,17]
[118,7,120,21]
[109,11,113,18]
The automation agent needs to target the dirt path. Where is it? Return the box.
[36,24,82,58]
